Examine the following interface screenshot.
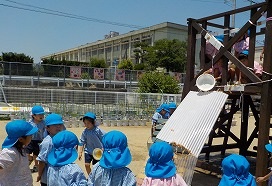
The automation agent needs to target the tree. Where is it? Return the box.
[133,42,149,64]
[90,58,107,68]
[137,39,187,73]
[118,59,133,70]
[2,52,34,76]
[2,52,33,63]
[138,71,180,94]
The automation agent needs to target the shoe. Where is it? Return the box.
[32,165,38,173]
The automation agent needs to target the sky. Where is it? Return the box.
[0,0,266,63]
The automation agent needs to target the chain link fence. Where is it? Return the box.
[0,87,182,127]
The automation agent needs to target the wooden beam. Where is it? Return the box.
[256,0,272,183]
[196,2,266,22]
[192,21,262,83]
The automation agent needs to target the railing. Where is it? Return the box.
[0,61,186,89]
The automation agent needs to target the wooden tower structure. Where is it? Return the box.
[182,0,272,183]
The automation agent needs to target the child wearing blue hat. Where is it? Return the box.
[219,154,257,186]
[141,141,187,186]
[26,105,46,172]
[237,50,263,84]
[168,102,177,116]
[151,103,169,137]
[36,113,65,186]
[78,112,106,175]
[256,143,272,185]
[0,120,38,185]
[152,103,170,122]
[47,130,87,185]
[88,130,136,186]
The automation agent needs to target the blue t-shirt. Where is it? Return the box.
[79,127,106,154]
[28,119,46,140]
[37,135,53,184]
[47,163,87,186]
[88,163,136,186]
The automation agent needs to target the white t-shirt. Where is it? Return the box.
[0,147,33,186]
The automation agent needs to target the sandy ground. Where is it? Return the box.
[1,115,264,186]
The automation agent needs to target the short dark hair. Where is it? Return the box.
[238,53,248,60]
[14,136,27,156]
[83,117,95,124]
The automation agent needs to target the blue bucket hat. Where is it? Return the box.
[45,113,64,126]
[32,105,45,115]
[145,141,176,179]
[48,130,79,166]
[99,130,132,169]
[265,143,272,153]
[2,120,38,148]
[241,50,249,56]
[80,112,96,120]
[169,102,177,109]
[219,154,257,186]
[238,50,249,60]
[156,103,170,113]
[215,35,224,43]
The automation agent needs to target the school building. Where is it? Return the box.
[41,22,188,67]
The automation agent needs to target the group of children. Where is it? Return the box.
[1,104,272,186]
[204,31,263,85]
[0,104,186,186]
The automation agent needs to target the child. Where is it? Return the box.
[141,141,188,186]
[47,130,87,185]
[152,103,169,123]
[238,50,263,84]
[204,35,224,63]
[233,30,249,58]
[256,142,272,185]
[233,31,250,82]
[78,112,106,175]
[204,35,235,84]
[168,102,177,116]
[36,113,65,186]
[0,120,38,185]
[88,130,136,186]
[151,103,169,137]
[26,105,46,173]
[219,154,257,186]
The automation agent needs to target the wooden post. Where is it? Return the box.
[222,15,230,85]
[182,19,197,100]
[239,95,250,156]
[256,1,272,185]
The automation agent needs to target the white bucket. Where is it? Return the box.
[196,74,216,91]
